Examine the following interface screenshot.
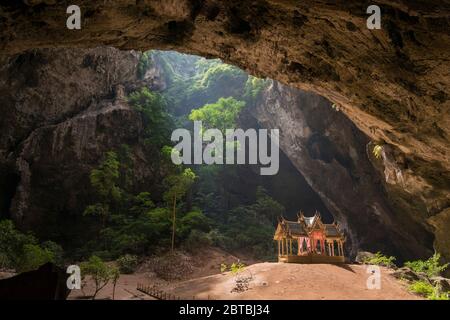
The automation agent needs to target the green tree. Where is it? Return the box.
[163,168,197,252]
[80,255,119,300]
[128,88,173,148]
[189,97,246,132]
[17,244,55,273]
[130,192,155,216]
[0,220,37,269]
[0,220,64,272]
[84,151,122,227]
[253,186,285,224]
[178,210,211,238]
[244,76,269,101]
[111,266,120,300]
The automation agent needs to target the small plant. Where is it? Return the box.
[80,256,120,300]
[110,266,120,300]
[220,262,246,274]
[220,263,227,273]
[363,251,396,268]
[372,144,383,159]
[428,291,450,300]
[409,280,450,300]
[404,253,449,278]
[117,254,138,274]
[331,103,340,111]
[230,262,246,275]
[225,261,252,293]
[409,280,434,297]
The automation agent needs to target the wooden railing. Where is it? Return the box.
[136,283,213,300]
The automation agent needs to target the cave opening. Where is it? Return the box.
[0,1,449,301]
[0,45,436,268]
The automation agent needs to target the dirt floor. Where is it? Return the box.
[69,247,253,300]
[69,247,421,300]
[162,262,421,300]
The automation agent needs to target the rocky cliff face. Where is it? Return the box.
[0,48,166,243]
[252,81,434,261]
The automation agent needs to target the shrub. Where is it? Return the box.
[81,255,118,299]
[404,253,449,278]
[179,210,211,238]
[184,230,212,252]
[0,252,10,269]
[0,220,37,269]
[17,244,54,273]
[137,51,152,79]
[428,291,450,300]
[363,251,396,268]
[409,280,434,297]
[409,280,450,300]
[117,254,138,274]
[230,262,246,275]
[372,144,383,159]
[41,241,64,266]
[220,263,227,273]
[0,220,61,272]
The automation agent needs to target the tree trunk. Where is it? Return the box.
[171,194,177,253]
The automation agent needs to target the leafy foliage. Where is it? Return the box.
[137,51,152,79]
[0,220,63,272]
[408,280,449,300]
[117,254,138,274]
[362,251,396,268]
[184,230,212,252]
[244,76,269,101]
[209,187,284,260]
[80,255,119,299]
[83,151,122,227]
[130,192,155,217]
[189,97,246,132]
[17,244,55,273]
[90,151,121,200]
[372,144,383,159]
[164,168,197,251]
[409,280,434,297]
[405,253,449,278]
[163,168,197,205]
[128,88,173,148]
[230,262,246,274]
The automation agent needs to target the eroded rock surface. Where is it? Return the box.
[0,1,449,262]
[252,81,434,261]
[0,48,164,243]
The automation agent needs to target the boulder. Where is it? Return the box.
[355,251,375,264]
[391,267,420,282]
[430,277,450,292]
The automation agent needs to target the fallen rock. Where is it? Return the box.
[430,277,450,292]
[355,251,375,264]
[391,267,420,282]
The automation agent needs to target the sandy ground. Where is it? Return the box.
[69,273,155,300]
[70,262,420,300]
[69,247,254,300]
[162,263,421,300]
